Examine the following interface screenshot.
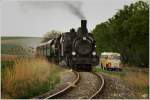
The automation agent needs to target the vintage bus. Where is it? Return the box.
[100,52,122,71]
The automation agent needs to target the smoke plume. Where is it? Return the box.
[65,1,85,19]
[18,1,86,19]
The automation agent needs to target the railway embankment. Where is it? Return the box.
[95,66,149,99]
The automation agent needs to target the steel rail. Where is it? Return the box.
[44,70,80,99]
[89,72,105,99]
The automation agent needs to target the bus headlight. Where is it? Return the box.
[72,51,76,56]
[92,51,96,56]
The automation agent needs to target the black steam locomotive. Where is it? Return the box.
[36,20,99,71]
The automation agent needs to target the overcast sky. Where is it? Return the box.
[1,0,134,37]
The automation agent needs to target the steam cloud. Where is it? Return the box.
[18,1,85,19]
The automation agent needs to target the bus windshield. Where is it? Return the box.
[111,55,120,60]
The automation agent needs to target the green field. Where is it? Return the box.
[1,36,42,55]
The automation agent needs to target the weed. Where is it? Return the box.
[95,66,149,95]
[94,67,126,77]
[1,58,61,99]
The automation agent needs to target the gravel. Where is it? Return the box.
[34,69,148,99]
[56,72,101,99]
[96,73,141,99]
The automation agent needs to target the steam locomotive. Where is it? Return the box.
[36,20,99,71]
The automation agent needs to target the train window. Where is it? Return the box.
[40,47,43,55]
[44,46,47,56]
[47,45,50,56]
[39,47,42,55]
[48,48,50,56]
[37,48,39,54]
[42,46,44,56]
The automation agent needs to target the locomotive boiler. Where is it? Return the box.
[36,20,99,71]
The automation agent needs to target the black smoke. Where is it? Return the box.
[18,1,85,19]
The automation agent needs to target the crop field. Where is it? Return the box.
[1,37,42,55]
[1,37,42,47]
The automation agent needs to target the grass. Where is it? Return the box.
[1,44,24,55]
[95,66,149,95]
[1,36,42,40]
[1,36,30,40]
[1,44,33,55]
[1,57,61,99]
[1,36,59,98]
[122,70,149,94]
[94,67,126,77]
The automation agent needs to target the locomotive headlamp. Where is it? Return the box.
[72,51,76,55]
[83,37,86,40]
[92,51,96,56]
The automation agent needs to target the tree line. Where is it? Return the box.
[93,1,149,67]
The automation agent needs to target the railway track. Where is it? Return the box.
[89,72,105,99]
[44,70,80,99]
[42,70,104,99]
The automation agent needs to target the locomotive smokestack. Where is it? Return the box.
[81,20,88,36]
[81,20,87,28]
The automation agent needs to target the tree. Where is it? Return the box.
[93,1,149,67]
[41,30,61,43]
